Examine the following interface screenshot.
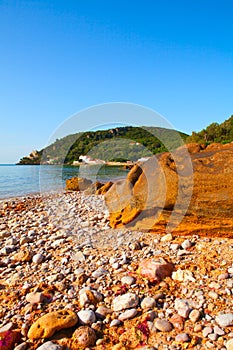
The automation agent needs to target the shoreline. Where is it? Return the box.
[1,191,233,349]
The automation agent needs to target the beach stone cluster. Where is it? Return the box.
[0,191,233,349]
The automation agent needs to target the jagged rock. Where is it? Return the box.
[105,143,233,237]
[28,309,78,339]
[66,177,92,191]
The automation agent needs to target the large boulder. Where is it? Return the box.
[66,177,92,191]
[105,143,233,237]
[28,310,78,339]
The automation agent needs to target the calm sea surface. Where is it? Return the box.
[0,164,128,199]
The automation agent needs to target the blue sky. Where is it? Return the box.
[0,0,232,163]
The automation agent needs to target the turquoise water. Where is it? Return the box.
[0,164,128,199]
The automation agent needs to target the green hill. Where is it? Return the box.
[18,126,188,165]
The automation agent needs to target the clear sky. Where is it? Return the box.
[0,0,232,163]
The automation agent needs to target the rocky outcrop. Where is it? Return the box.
[105,142,233,237]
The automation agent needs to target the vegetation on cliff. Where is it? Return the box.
[186,115,233,144]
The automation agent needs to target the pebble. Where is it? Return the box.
[214,325,225,335]
[174,299,191,318]
[14,343,28,350]
[92,267,108,278]
[208,291,219,299]
[26,292,44,304]
[72,326,96,347]
[118,308,138,321]
[189,309,201,323]
[78,310,96,325]
[169,314,184,331]
[154,319,173,332]
[205,341,215,348]
[72,251,86,262]
[1,192,233,350]
[175,333,190,342]
[121,276,135,285]
[216,313,233,328]
[36,342,62,350]
[181,239,192,249]
[161,233,173,242]
[172,269,195,282]
[194,324,203,332]
[32,254,44,264]
[110,319,121,327]
[141,297,156,310]
[226,339,233,350]
[218,273,229,280]
[96,306,112,319]
[112,293,139,311]
[203,326,213,338]
[208,333,218,341]
[0,322,13,332]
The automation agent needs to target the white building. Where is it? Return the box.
[79,155,105,164]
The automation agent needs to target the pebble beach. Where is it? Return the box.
[1,191,233,350]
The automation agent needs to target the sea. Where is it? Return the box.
[0,164,128,200]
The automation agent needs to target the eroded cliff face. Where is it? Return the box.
[105,142,233,237]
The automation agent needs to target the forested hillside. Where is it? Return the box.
[186,115,233,144]
[18,115,233,165]
[18,126,187,164]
